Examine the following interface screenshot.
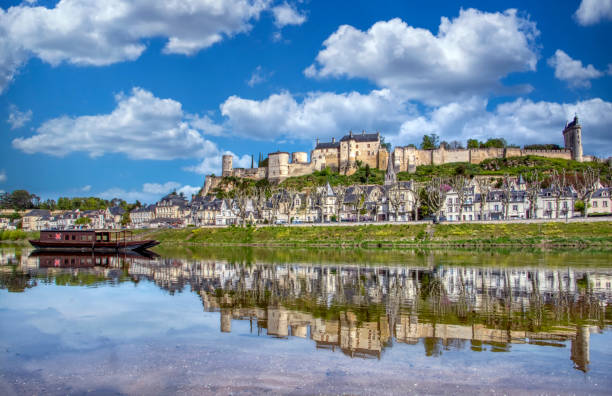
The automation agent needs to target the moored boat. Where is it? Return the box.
[29,230,159,252]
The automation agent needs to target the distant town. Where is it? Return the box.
[1,118,611,231]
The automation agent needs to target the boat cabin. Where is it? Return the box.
[38,230,135,244]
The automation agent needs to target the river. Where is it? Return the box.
[1,245,611,395]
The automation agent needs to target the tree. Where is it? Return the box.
[570,167,599,218]
[364,164,371,184]
[407,181,424,221]
[379,135,392,152]
[483,138,507,148]
[475,178,492,221]
[550,169,567,219]
[449,175,469,221]
[120,211,131,227]
[387,184,404,221]
[332,185,347,222]
[234,180,253,225]
[420,134,439,150]
[351,185,367,222]
[449,140,464,149]
[467,139,480,149]
[425,177,449,222]
[75,217,92,226]
[525,171,541,219]
[501,174,512,220]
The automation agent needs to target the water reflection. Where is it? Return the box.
[1,247,610,373]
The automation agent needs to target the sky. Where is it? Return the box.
[0,0,611,203]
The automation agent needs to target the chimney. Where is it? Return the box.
[362,130,365,135]
[332,137,335,143]
[349,130,353,138]
[316,138,319,145]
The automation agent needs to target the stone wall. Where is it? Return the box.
[522,149,572,160]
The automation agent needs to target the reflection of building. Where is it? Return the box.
[3,251,611,371]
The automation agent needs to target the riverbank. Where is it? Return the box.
[146,221,612,248]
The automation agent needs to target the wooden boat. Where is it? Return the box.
[29,230,159,252]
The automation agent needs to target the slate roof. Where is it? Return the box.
[340,132,379,142]
[592,187,610,198]
[314,141,340,150]
[24,209,50,217]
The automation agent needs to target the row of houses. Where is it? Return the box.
[16,207,126,231]
[131,180,610,228]
[5,176,610,231]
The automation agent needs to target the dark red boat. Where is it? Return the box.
[29,230,159,252]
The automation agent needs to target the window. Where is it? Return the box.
[494,205,499,212]
[604,201,608,208]
[593,201,598,208]
[512,205,518,211]
[547,202,552,210]
[65,235,69,240]
[563,201,568,209]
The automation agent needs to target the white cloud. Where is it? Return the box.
[220,89,412,141]
[305,9,539,104]
[186,114,224,136]
[185,151,251,175]
[0,169,6,183]
[0,0,271,93]
[547,50,603,88]
[271,2,306,28]
[247,65,271,87]
[13,87,214,160]
[391,97,612,157]
[142,182,181,195]
[575,0,612,25]
[7,104,32,129]
[81,185,91,192]
[99,181,200,203]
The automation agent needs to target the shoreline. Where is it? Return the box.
[2,221,611,248]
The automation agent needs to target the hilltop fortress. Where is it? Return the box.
[204,116,592,192]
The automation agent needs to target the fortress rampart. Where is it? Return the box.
[202,117,588,193]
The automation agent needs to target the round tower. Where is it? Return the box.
[563,115,583,162]
[268,152,290,180]
[222,154,233,177]
[292,151,308,163]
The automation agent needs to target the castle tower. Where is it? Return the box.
[222,154,233,177]
[563,115,583,162]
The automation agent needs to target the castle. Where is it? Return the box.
[204,116,590,193]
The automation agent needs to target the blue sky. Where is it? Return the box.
[0,0,611,203]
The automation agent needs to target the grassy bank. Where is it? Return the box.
[0,230,39,242]
[148,222,612,248]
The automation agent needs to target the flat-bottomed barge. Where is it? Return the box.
[29,230,159,252]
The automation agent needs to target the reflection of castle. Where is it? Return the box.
[2,251,610,371]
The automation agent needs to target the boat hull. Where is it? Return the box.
[28,239,159,252]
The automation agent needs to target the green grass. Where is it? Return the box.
[0,230,39,241]
[398,155,612,183]
[148,221,612,248]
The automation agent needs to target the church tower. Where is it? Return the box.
[563,115,583,162]
[384,152,397,186]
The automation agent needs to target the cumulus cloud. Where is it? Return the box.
[547,50,603,88]
[7,104,32,129]
[391,97,612,157]
[271,2,306,28]
[0,169,6,183]
[0,0,271,93]
[81,185,91,192]
[99,182,201,203]
[13,87,217,159]
[575,0,612,25]
[305,9,539,104]
[184,151,251,175]
[220,89,412,141]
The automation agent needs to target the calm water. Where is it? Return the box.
[1,246,611,395]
